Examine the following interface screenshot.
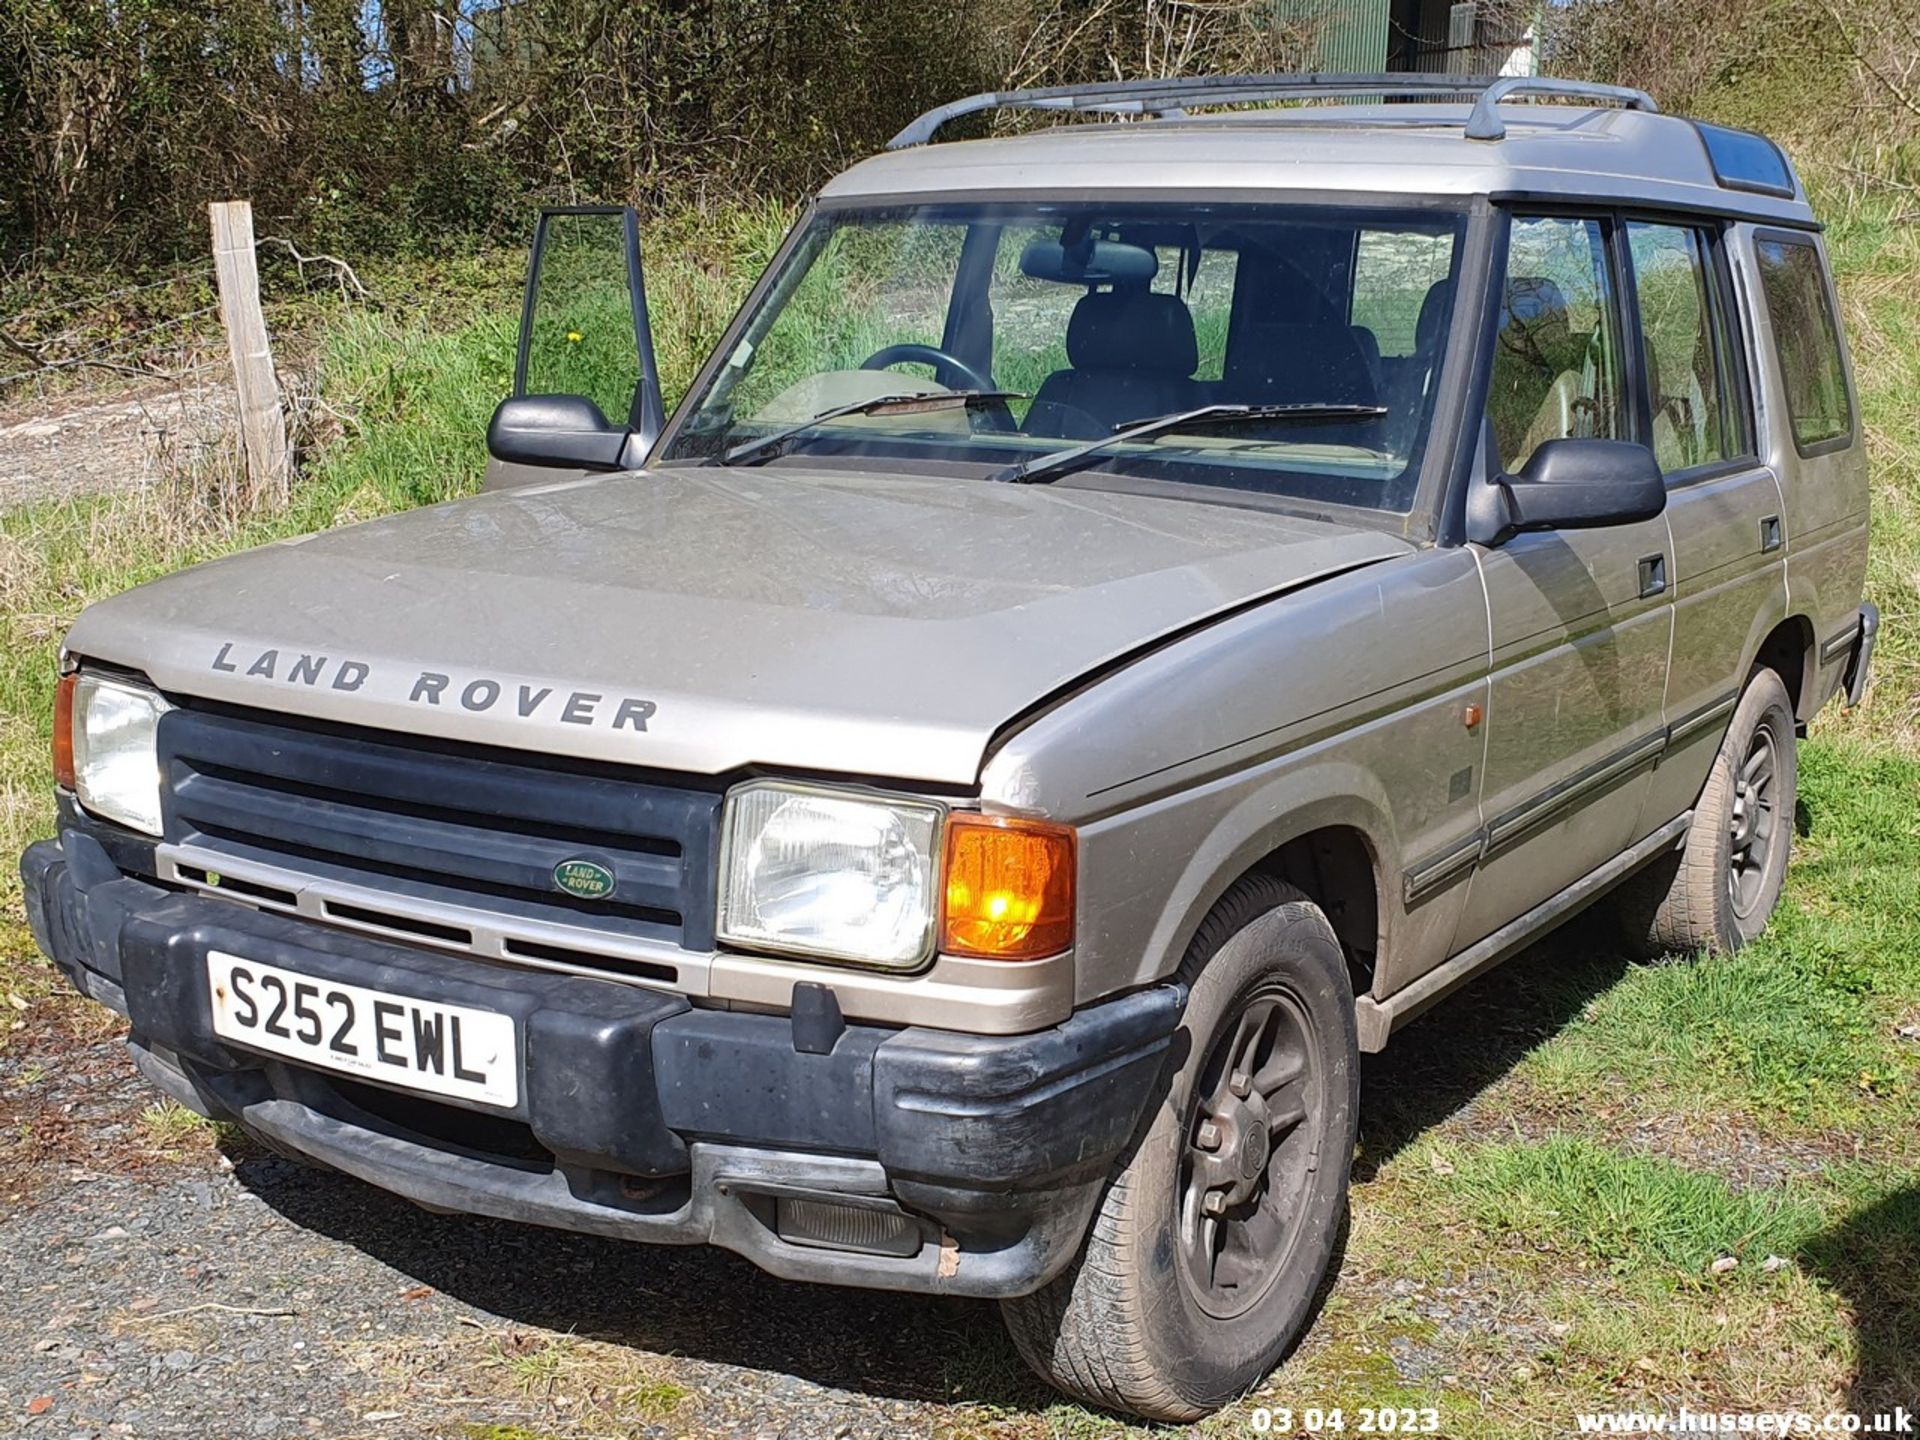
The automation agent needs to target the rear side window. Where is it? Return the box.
[1754,235,1852,451]
[1627,222,1743,473]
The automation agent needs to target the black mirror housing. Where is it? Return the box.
[486,394,631,472]
[1469,437,1666,544]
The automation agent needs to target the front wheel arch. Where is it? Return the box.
[1002,873,1361,1420]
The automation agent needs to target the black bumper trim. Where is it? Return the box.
[20,834,1180,1297]
[1844,600,1880,708]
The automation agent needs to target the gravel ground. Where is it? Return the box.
[0,924,1641,1440]
[0,1019,1051,1440]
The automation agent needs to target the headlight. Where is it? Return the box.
[67,672,171,836]
[717,782,942,968]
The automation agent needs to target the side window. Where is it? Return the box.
[1489,216,1627,473]
[520,210,644,427]
[1351,229,1455,358]
[1754,235,1853,451]
[1152,245,1236,381]
[1627,222,1739,473]
[988,222,1083,400]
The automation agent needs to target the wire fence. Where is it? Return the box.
[0,238,368,400]
[0,211,377,514]
[0,305,224,390]
[1,266,215,329]
[0,264,222,395]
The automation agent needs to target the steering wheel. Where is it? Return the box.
[860,342,995,393]
[858,344,1019,435]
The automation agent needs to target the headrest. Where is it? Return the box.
[1348,325,1382,371]
[1501,275,1572,352]
[1065,290,1199,377]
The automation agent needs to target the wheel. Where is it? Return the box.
[1615,667,1797,957]
[1001,875,1360,1420]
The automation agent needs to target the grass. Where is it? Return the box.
[137,1097,212,1151]
[0,167,1916,1434]
[1446,1136,1824,1273]
[1521,741,1920,1136]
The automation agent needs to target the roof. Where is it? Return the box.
[819,104,1816,225]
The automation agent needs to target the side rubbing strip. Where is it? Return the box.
[1820,622,1863,665]
[1403,831,1484,906]
[1667,691,1739,746]
[1486,730,1668,855]
[1398,683,1770,913]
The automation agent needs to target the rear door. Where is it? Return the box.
[1453,212,1674,950]
[1628,219,1787,825]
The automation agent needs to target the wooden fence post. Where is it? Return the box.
[209,200,289,506]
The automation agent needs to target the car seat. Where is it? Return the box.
[1024,290,1202,438]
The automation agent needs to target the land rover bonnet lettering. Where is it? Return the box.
[209,641,658,731]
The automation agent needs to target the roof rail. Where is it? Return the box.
[1464,76,1657,140]
[886,71,1659,149]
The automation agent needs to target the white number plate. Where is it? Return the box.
[207,951,519,1109]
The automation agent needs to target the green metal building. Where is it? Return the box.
[1280,1,1539,75]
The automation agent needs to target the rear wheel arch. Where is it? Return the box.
[1752,615,1815,720]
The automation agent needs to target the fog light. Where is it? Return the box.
[775,1197,922,1257]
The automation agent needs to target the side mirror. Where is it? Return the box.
[484,206,664,488]
[1468,437,1666,545]
[486,394,633,472]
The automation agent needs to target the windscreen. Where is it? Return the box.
[662,200,1466,513]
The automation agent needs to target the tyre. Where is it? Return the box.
[1001,874,1360,1420]
[1615,666,1797,958]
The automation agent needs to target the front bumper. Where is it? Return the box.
[22,827,1181,1298]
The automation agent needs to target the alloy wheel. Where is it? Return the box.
[1728,719,1780,919]
[1175,986,1324,1319]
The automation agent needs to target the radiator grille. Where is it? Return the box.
[157,705,722,955]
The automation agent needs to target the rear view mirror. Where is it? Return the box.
[1469,437,1666,544]
[1018,237,1159,287]
[485,207,664,485]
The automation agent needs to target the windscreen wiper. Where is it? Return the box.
[714,389,1026,466]
[990,402,1389,486]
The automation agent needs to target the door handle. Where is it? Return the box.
[1760,515,1783,553]
[1638,554,1667,599]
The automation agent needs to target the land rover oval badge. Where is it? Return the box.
[552,858,615,900]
